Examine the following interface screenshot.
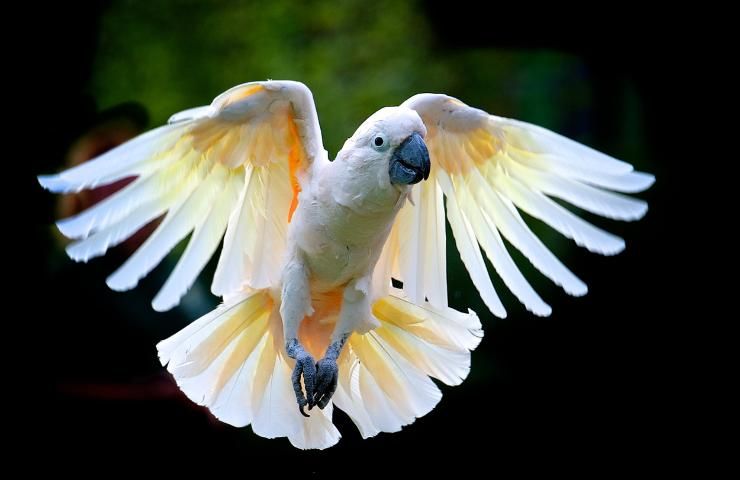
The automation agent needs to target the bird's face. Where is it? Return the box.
[341,107,431,187]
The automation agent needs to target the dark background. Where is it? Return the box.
[23,0,693,472]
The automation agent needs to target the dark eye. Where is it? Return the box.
[371,133,388,151]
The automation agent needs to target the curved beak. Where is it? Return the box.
[389,132,431,185]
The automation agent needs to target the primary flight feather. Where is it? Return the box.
[39,80,653,449]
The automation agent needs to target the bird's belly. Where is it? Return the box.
[292,201,395,291]
[305,242,376,290]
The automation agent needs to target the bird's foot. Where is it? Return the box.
[311,333,349,410]
[312,356,338,410]
[286,338,316,417]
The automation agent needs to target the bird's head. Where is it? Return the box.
[338,106,430,188]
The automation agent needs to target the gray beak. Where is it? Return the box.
[389,132,431,185]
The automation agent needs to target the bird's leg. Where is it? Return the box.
[313,333,348,409]
[281,252,315,417]
[312,277,372,410]
[285,338,316,417]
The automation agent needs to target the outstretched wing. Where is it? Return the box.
[374,93,654,318]
[39,80,326,311]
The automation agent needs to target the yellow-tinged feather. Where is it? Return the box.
[373,296,421,325]
[172,292,271,378]
[211,165,255,296]
[250,124,272,166]
[373,323,471,386]
[372,295,480,349]
[371,216,402,298]
[189,120,228,152]
[470,128,498,159]
[151,164,246,311]
[206,309,271,404]
[105,151,220,291]
[250,331,278,415]
[207,128,240,165]
[350,334,413,417]
[157,291,254,363]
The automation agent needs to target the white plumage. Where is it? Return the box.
[39,81,653,449]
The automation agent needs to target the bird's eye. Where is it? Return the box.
[371,133,388,151]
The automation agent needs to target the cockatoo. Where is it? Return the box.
[39,80,653,449]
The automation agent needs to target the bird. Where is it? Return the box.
[39,80,654,449]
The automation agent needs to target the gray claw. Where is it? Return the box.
[313,356,338,410]
[287,340,316,417]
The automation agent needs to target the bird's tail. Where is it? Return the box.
[157,288,340,449]
[157,287,482,449]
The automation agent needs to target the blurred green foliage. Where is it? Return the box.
[93,0,592,154]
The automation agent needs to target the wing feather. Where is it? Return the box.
[40,80,325,309]
[502,153,648,220]
[437,171,507,318]
[152,166,245,311]
[105,155,221,292]
[38,123,186,194]
[490,167,625,255]
[453,171,551,316]
[467,168,588,296]
[391,93,654,318]
[211,166,255,296]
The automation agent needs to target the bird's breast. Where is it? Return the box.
[289,187,402,290]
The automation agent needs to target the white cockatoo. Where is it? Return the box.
[39,80,653,449]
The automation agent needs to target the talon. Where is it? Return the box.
[288,340,316,417]
[314,355,339,409]
[317,394,332,410]
[287,336,346,416]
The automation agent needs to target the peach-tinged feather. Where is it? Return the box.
[400,93,653,315]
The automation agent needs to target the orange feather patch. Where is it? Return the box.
[287,117,304,222]
[220,84,265,107]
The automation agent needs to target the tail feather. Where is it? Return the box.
[158,287,481,448]
[334,289,482,438]
[157,289,340,450]
[352,331,442,422]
